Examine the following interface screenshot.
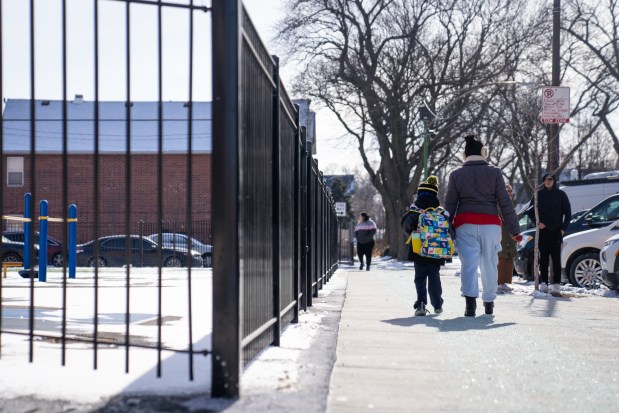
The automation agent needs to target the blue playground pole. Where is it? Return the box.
[68,204,77,279]
[24,193,32,270]
[39,200,49,282]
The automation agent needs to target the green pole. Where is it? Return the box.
[423,122,429,178]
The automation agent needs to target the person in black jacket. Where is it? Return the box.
[525,173,571,294]
[401,176,446,316]
[354,212,377,271]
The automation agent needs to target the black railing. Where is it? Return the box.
[0,0,338,400]
[211,0,338,398]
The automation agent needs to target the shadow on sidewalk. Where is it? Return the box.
[381,315,516,332]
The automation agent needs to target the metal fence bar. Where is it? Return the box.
[211,0,242,398]
[300,126,309,311]
[27,0,37,363]
[271,55,282,346]
[93,0,101,370]
[293,104,301,322]
[156,0,164,378]
[186,0,196,382]
[60,0,69,367]
[123,0,133,374]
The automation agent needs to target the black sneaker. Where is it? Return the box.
[359,263,363,270]
[434,307,443,314]
[415,302,429,316]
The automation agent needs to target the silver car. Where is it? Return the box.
[148,233,212,267]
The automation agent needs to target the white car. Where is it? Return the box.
[600,233,619,291]
[561,218,619,288]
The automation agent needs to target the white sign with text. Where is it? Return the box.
[541,86,570,124]
[335,202,346,217]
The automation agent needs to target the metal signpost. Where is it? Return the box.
[335,202,346,262]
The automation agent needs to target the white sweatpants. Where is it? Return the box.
[455,224,502,303]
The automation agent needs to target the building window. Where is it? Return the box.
[7,157,24,187]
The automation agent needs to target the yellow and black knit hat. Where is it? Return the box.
[417,175,439,194]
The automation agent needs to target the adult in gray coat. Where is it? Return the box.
[445,135,521,317]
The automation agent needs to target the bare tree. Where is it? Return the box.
[277,0,546,259]
[564,0,619,166]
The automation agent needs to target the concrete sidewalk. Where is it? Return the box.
[326,259,619,413]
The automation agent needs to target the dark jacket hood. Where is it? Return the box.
[542,173,558,190]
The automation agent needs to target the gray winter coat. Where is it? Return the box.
[445,159,520,235]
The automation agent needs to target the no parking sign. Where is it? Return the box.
[541,86,570,124]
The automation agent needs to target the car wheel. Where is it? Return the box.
[202,253,212,268]
[2,252,22,263]
[52,253,64,267]
[164,256,183,267]
[569,252,602,288]
[87,257,108,267]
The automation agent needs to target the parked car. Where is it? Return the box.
[600,233,619,290]
[561,219,619,288]
[3,231,64,267]
[148,233,212,267]
[560,174,619,212]
[515,194,619,281]
[75,235,203,268]
[1,236,39,263]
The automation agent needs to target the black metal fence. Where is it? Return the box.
[211,0,338,398]
[0,0,338,400]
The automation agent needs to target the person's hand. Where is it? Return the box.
[538,222,546,229]
[561,229,565,236]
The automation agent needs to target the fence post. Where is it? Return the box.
[39,200,48,282]
[293,103,301,321]
[211,0,242,399]
[300,125,308,310]
[271,55,282,344]
[24,192,32,270]
[68,204,77,279]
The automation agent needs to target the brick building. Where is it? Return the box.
[1,97,212,243]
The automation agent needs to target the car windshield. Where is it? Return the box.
[158,234,205,247]
[588,199,619,223]
[570,210,588,223]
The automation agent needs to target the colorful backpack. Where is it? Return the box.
[405,206,454,259]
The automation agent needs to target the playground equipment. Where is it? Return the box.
[1,193,77,282]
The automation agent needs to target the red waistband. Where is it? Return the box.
[453,212,502,228]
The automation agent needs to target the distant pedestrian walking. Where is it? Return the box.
[355,212,377,271]
[525,173,571,294]
[445,134,521,317]
[401,176,447,316]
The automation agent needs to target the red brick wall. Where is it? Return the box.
[2,154,212,243]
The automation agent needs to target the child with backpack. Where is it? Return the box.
[401,176,452,316]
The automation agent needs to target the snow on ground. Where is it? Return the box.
[0,267,212,404]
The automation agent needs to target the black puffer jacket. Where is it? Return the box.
[401,192,446,265]
[525,174,571,232]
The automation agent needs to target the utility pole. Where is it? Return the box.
[548,0,561,173]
